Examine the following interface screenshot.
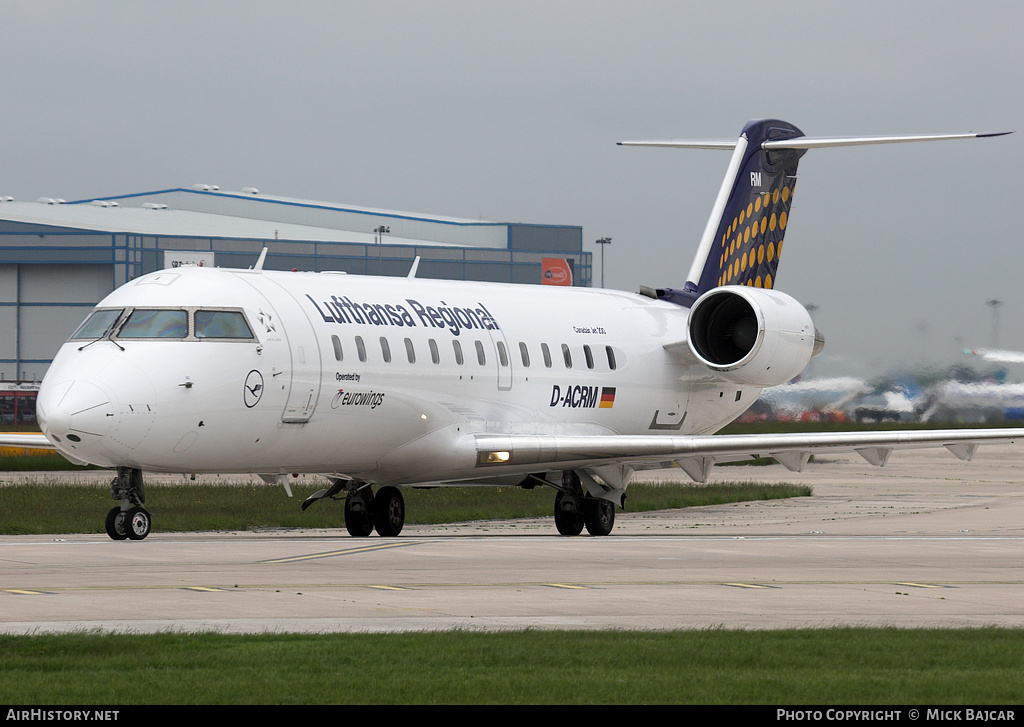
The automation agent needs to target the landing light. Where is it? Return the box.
[479,451,511,464]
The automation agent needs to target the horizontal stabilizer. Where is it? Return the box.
[618,131,1011,151]
[618,139,738,150]
[763,131,1012,149]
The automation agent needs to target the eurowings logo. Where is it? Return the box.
[331,389,385,410]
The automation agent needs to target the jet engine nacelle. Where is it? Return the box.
[687,286,823,387]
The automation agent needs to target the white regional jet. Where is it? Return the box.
[5,119,1024,541]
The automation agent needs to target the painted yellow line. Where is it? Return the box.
[366,585,412,591]
[263,540,423,564]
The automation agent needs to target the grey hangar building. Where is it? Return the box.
[0,186,589,385]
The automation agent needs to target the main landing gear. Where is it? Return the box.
[105,467,152,540]
[302,479,406,537]
[553,471,616,536]
[302,471,618,538]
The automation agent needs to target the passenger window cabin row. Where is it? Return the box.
[331,335,618,371]
[72,307,619,371]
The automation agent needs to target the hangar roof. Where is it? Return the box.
[0,186,548,249]
[0,198,469,247]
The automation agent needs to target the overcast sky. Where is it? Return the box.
[2,1,1022,379]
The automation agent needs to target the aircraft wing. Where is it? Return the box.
[474,427,1024,484]
[967,348,1024,364]
[0,433,56,450]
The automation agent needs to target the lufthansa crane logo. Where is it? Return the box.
[244,370,264,408]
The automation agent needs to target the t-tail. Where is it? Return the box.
[621,119,1011,308]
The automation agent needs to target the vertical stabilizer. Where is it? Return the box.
[621,118,806,305]
[690,119,806,294]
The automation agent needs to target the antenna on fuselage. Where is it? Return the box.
[407,256,421,279]
[252,247,268,271]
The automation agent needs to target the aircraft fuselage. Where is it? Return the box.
[37,266,757,485]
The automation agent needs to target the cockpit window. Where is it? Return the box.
[194,310,254,339]
[118,309,189,338]
[70,309,124,340]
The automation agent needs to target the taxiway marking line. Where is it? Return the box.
[262,540,424,563]
[366,585,412,591]
[545,583,591,590]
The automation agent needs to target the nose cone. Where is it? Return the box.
[37,379,114,457]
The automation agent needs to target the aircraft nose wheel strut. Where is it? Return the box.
[105,467,152,540]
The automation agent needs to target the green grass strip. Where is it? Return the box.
[0,481,810,534]
[0,628,1021,704]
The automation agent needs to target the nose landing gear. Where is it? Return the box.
[105,467,152,540]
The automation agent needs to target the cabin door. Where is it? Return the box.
[234,273,322,424]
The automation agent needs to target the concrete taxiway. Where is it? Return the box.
[1,444,1022,634]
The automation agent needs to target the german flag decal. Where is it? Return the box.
[599,387,616,408]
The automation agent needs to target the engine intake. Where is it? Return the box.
[687,286,821,387]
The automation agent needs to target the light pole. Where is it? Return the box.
[987,299,1002,348]
[596,237,611,288]
[374,225,389,275]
